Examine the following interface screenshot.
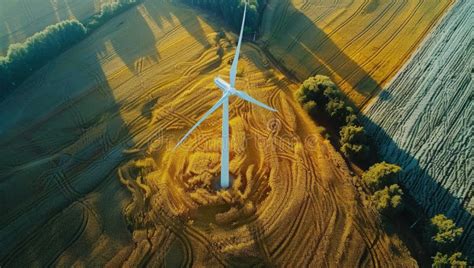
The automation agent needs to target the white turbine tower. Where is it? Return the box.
[175,1,277,188]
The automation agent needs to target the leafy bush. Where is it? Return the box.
[85,0,138,30]
[362,162,401,191]
[302,100,317,115]
[363,163,404,215]
[326,98,344,117]
[345,113,358,126]
[446,252,467,267]
[184,0,266,33]
[326,99,354,125]
[371,184,403,214]
[0,20,87,93]
[426,215,468,267]
[296,75,335,104]
[296,75,359,127]
[433,252,449,267]
[296,75,336,110]
[429,214,463,248]
[432,252,467,267]
[340,125,369,160]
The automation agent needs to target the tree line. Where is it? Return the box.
[0,0,138,96]
[363,162,467,266]
[296,74,469,266]
[0,20,87,92]
[0,0,265,96]
[295,75,369,161]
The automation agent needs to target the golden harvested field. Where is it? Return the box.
[0,1,420,266]
[260,0,453,106]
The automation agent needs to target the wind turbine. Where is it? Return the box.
[175,1,277,188]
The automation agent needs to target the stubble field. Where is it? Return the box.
[0,0,419,266]
[260,0,453,106]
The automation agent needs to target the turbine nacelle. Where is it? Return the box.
[214,76,277,112]
[214,76,237,95]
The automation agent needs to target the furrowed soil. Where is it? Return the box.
[260,0,453,106]
[1,0,456,266]
[364,0,473,258]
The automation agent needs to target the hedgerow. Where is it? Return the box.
[0,0,139,96]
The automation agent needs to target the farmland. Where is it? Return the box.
[0,0,468,266]
[260,0,453,106]
[0,0,417,266]
[364,0,473,257]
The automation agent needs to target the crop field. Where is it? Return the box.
[0,0,418,266]
[364,0,473,257]
[0,0,112,54]
[260,0,453,106]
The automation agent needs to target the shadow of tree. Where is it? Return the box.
[259,1,382,100]
[102,6,160,74]
[0,5,136,265]
[259,0,473,261]
[0,0,224,264]
[361,113,474,259]
[96,0,217,74]
[142,0,212,47]
[1,0,471,266]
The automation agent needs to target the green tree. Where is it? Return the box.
[85,0,138,30]
[296,75,360,127]
[433,252,449,267]
[296,75,371,161]
[323,84,341,100]
[448,252,468,267]
[345,112,359,126]
[296,76,323,106]
[432,252,467,267]
[296,75,340,108]
[362,162,401,191]
[326,99,355,126]
[429,214,463,248]
[371,184,403,214]
[326,99,345,119]
[340,125,369,161]
[302,100,317,115]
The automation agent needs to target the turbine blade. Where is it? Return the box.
[229,2,247,88]
[234,90,277,112]
[175,93,229,149]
